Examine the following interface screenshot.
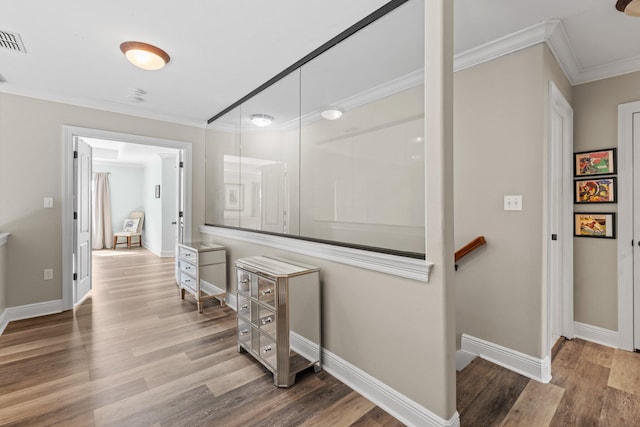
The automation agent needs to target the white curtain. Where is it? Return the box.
[92,172,113,249]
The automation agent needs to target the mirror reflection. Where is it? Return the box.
[205,0,425,254]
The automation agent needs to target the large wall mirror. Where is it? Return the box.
[205,0,425,254]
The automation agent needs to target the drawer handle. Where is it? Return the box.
[263,345,272,353]
[184,253,191,257]
[261,317,273,325]
[185,266,192,270]
[239,279,249,284]
[240,304,248,310]
[240,328,249,335]
[261,289,272,295]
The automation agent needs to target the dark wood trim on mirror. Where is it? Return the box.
[203,224,425,260]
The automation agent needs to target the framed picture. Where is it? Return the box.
[574,213,616,238]
[574,148,616,177]
[224,183,244,211]
[155,185,161,198]
[574,177,616,203]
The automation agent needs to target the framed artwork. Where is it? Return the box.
[224,183,244,211]
[155,185,161,198]
[574,213,616,238]
[574,177,616,203]
[574,148,616,177]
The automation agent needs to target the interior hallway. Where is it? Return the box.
[0,248,402,426]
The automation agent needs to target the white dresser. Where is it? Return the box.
[177,241,226,312]
[235,256,321,387]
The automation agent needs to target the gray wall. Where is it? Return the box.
[0,93,205,307]
[454,44,572,358]
[572,70,640,331]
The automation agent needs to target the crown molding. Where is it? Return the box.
[455,19,640,86]
[454,21,557,73]
[0,86,207,128]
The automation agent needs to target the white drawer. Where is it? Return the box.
[238,317,252,348]
[178,246,197,262]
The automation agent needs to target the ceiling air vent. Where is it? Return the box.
[0,30,26,53]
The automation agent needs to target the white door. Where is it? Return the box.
[74,137,92,304]
[547,82,574,354]
[633,112,640,349]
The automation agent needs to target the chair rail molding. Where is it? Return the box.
[200,225,433,283]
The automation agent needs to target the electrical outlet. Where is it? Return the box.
[504,195,523,211]
[44,269,53,280]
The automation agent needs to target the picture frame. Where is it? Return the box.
[155,185,161,198]
[224,183,244,211]
[574,177,616,204]
[574,148,616,177]
[574,212,616,238]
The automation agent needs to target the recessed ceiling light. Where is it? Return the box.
[120,41,170,71]
[250,114,274,127]
[321,108,343,121]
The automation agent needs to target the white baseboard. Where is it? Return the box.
[227,290,457,426]
[290,331,321,365]
[0,308,8,335]
[461,334,551,383]
[200,280,227,301]
[0,299,63,335]
[225,292,237,310]
[455,349,476,371]
[322,348,459,427]
[573,321,619,349]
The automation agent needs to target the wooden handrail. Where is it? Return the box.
[455,236,487,262]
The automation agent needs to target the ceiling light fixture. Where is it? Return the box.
[120,41,170,71]
[250,114,274,127]
[616,0,640,16]
[320,108,343,121]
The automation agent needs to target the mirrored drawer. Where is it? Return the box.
[179,260,197,277]
[237,270,251,296]
[178,247,197,263]
[237,294,251,320]
[258,305,276,338]
[180,273,196,292]
[238,317,252,348]
[256,277,275,307]
[259,332,277,369]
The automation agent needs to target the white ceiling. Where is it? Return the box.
[2,0,639,127]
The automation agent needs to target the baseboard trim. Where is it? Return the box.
[455,349,476,372]
[321,348,459,427]
[0,308,8,335]
[0,299,64,335]
[227,290,456,426]
[461,334,551,383]
[573,321,619,349]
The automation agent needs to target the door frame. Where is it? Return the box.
[62,126,193,311]
[545,81,575,358]
[617,100,640,351]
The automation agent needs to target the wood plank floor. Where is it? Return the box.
[0,248,403,427]
[4,248,640,426]
[458,337,640,426]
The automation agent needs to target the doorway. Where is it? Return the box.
[617,100,640,351]
[62,126,193,310]
[546,81,574,358]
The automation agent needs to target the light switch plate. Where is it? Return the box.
[504,195,523,211]
[44,197,54,208]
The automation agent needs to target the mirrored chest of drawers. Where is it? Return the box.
[235,256,321,387]
[177,241,226,313]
